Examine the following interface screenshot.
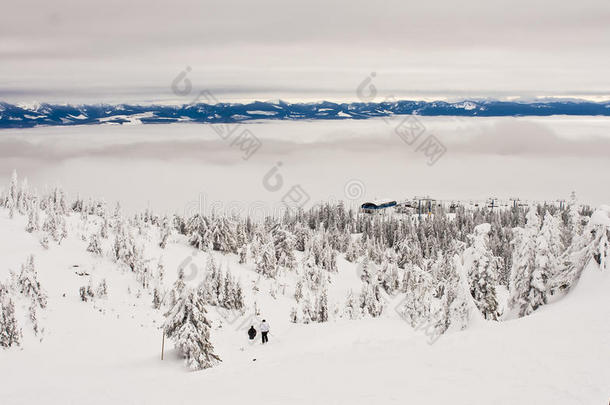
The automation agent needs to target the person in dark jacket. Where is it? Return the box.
[247,325,257,341]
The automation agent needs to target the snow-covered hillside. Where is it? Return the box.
[0,172,608,404]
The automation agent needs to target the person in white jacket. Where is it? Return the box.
[260,320,270,344]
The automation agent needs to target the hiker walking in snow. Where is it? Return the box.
[247,325,257,342]
[260,320,270,344]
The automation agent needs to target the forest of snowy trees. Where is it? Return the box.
[1,170,609,370]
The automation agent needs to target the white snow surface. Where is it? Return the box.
[590,206,610,226]
[0,207,608,405]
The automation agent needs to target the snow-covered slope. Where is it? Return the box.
[0,202,608,405]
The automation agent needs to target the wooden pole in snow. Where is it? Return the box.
[161,331,165,360]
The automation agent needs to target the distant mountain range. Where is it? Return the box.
[1,100,609,128]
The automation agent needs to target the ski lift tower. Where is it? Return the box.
[414,195,435,220]
[509,197,520,209]
[487,196,499,211]
[556,199,566,210]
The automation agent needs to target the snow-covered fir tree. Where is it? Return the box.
[380,259,402,295]
[152,288,163,309]
[96,279,108,298]
[79,284,95,302]
[18,255,47,309]
[256,235,278,278]
[314,286,329,322]
[358,255,376,284]
[168,268,187,309]
[164,287,220,370]
[345,240,359,262]
[359,283,383,317]
[509,208,543,317]
[534,211,565,300]
[25,201,40,233]
[186,214,211,251]
[159,216,171,249]
[464,223,501,320]
[343,289,360,320]
[398,265,433,327]
[273,226,296,270]
[294,279,304,302]
[428,252,472,337]
[209,216,237,253]
[87,232,103,255]
[551,207,610,294]
[0,296,22,348]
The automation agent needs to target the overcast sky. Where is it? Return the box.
[1,0,610,103]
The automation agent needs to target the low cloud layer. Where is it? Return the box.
[0,117,608,212]
[0,118,608,164]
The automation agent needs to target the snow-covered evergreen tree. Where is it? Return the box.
[345,240,359,262]
[152,288,163,309]
[273,227,296,270]
[18,255,47,309]
[359,283,383,317]
[256,236,278,278]
[168,268,187,309]
[320,244,338,273]
[294,279,303,302]
[164,287,220,370]
[96,279,108,298]
[238,245,248,264]
[186,214,210,251]
[79,284,94,302]
[233,278,244,310]
[25,201,40,233]
[563,202,584,247]
[357,255,376,284]
[159,216,171,249]
[314,287,329,322]
[87,232,103,255]
[289,306,299,323]
[100,215,110,239]
[509,209,543,317]
[209,216,237,253]
[343,289,360,320]
[293,224,309,252]
[551,207,610,293]
[0,297,22,348]
[464,223,501,320]
[157,256,165,284]
[534,211,565,300]
[299,293,314,324]
[398,265,433,327]
[380,260,402,295]
[201,255,220,305]
[428,252,472,337]
[29,302,41,336]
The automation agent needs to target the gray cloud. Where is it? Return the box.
[1,0,609,103]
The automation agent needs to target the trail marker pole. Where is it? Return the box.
[161,331,165,360]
